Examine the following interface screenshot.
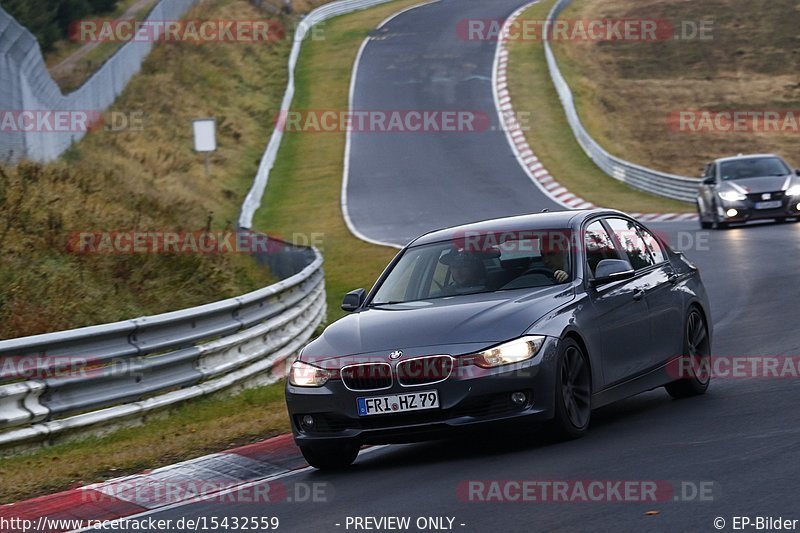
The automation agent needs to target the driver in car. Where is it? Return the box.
[540,239,570,283]
[439,249,488,293]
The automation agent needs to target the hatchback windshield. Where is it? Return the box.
[720,157,790,180]
[371,232,572,305]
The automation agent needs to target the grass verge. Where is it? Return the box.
[506,0,692,213]
[252,0,426,324]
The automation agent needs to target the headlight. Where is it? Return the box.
[718,190,746,202]
[472,336,545,368]
[786,185,800,196]
[289,360,331,387]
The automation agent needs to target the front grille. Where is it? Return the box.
[747,191,784,202]
[341,362,392,391]
[396,355,454,386]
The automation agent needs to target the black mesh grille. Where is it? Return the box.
[341,363,392,391]
[396,356,453,386]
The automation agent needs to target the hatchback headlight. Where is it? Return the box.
[718,190,746,202]
[786,185,800,196]
[289,360,331,387]
[472,336,545,368]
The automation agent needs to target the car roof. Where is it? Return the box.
[713,153,782,164]
[409,208,628,246]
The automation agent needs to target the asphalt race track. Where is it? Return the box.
[345,0,562,246]
[109,221,800,533]
[112,0,800,531]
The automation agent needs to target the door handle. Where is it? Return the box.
[668,273,679,284]
[633,288,645,301]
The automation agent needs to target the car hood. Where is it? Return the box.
[302,285,575,362]
[723,175,794,194]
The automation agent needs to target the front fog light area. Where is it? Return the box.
[511,391,527,405]
[726,208,738,217]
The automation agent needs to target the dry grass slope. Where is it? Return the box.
[553,0,800,176]
[0,0,300,339]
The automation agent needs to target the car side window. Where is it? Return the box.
[637,225,667,264]
[606,218,655,270]
[584,221,619,277]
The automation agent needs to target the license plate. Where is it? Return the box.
[755,200,782,209]
[357,390,439,416]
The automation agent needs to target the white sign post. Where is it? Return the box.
[192,118,217,177]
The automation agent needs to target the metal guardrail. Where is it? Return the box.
[544,0,699,203]
[0,0,408,450]
[239,0,402,228]
[0,238,326,448]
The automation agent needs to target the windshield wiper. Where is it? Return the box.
[368,301,404,307]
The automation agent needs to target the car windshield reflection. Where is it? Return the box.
[371,233,572,306]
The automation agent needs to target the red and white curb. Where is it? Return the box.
[0,434,307,533]
[492,3,696,224]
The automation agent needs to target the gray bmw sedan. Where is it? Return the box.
[286,209,712,469]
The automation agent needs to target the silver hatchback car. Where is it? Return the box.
[697,154,800,228]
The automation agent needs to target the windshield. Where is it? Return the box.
[370,232,572,305]
[719,157,790,180]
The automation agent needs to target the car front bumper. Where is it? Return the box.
[286,337,560,446]
[718,195,800,222]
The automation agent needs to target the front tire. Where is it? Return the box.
[710,202,729,229]
[548,338,592,439]
[300,441,360,470]
[665,309,711,399]
[697,202,712,229]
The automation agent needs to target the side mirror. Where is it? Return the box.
[702,176,716,185]
[591,259,634,286]
[341,288,366,312]
[795,169,800,177]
